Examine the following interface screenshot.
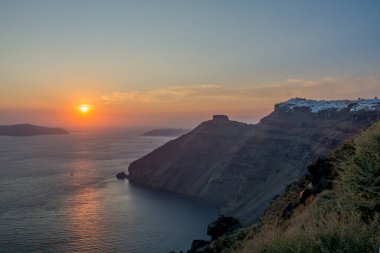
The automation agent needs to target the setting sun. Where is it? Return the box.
[78,105,92,113]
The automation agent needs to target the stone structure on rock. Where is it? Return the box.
[212,115,229,121]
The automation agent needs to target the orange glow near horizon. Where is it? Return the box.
[59,104,101,128]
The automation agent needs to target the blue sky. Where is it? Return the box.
[1,0,380,126]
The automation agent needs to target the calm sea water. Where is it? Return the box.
[0,130,217,253]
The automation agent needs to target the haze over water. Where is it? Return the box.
[0,130,217,252]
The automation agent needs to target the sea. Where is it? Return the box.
[0,129,218,253]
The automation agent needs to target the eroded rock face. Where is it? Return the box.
[128,116,252,195]
[187,240,210,253]
[128,98,380,225]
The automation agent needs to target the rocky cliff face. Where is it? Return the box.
[128,98,380,225]
[129,116,253,194]
[142,128,190,137]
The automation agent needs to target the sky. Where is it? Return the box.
[1,0,380,128]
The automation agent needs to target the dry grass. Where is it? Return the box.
[236,208,379,253]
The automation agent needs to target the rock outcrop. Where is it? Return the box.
[207,216,242,241]
[128,98,380,225]
[187,240,210,253]
[0,124,68,136]
[116,171,128,180]
[186,216,242,253]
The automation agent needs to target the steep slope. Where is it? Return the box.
[128,98,380,225]
[187,122,380,253]
[143,128,190,137]
[129,115,253,195]
[215,98,380,224]
[231,121,380,253]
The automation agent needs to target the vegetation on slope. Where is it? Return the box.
[230,122,380,253]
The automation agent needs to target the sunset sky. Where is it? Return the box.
[1,0,380,128]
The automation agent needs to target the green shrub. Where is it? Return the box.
[335,122,380,219]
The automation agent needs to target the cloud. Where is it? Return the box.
[100,84,222,104]
[99,75,380,106]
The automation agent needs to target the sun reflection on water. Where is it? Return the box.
[66,186,106,251]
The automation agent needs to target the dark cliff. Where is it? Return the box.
[129,115,253,195]
[143,128,190,137]
[128,98,380,225]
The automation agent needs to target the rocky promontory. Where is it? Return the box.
[128,98,380,225]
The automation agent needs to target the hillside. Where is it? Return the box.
[129,115,253,195]
[0,124,68,136]
[128,98,380,225]
[143,128,190,137]
[185,122,380,253]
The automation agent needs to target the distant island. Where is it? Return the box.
[142,128,190,137]
[0,124,68,136]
